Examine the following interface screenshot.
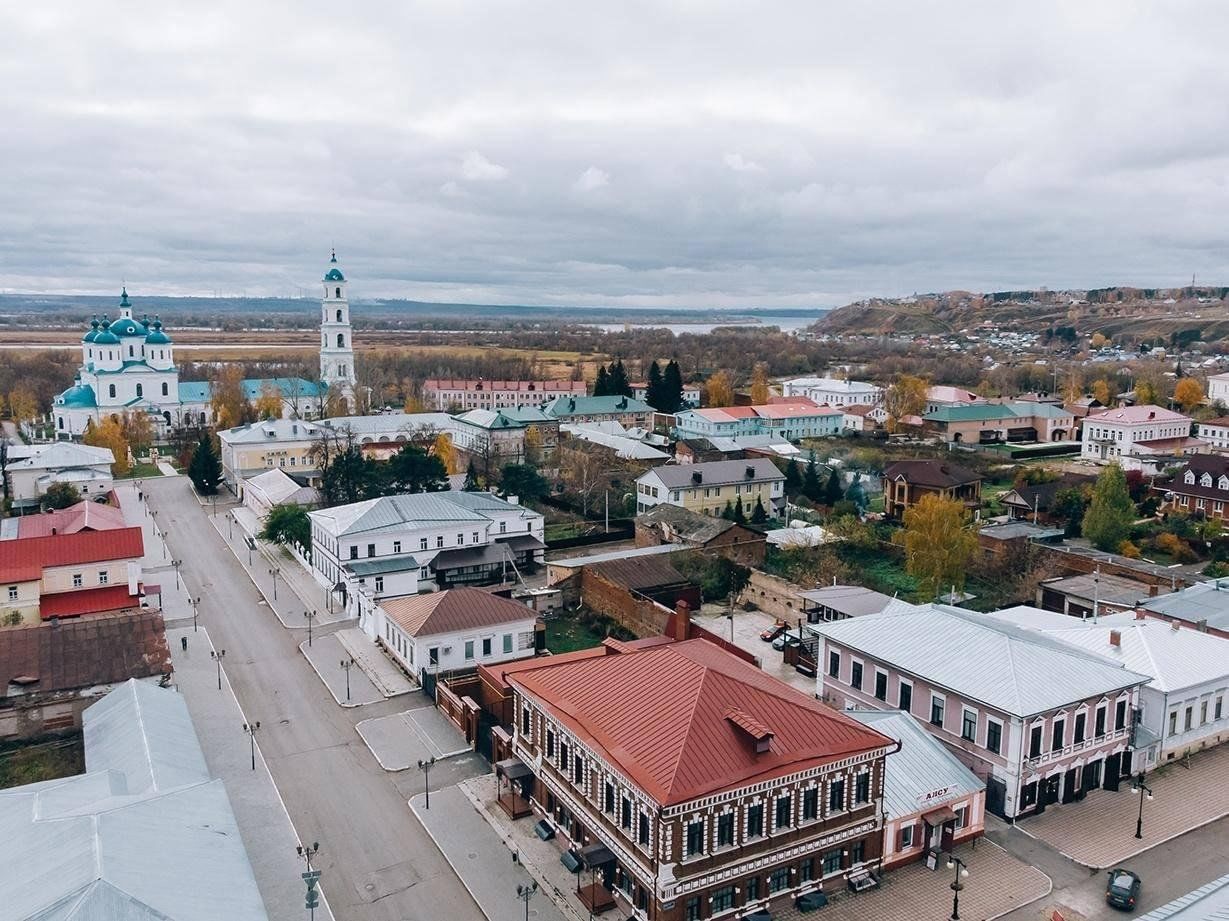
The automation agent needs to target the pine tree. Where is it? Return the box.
[663,359,685,412]
[645,361,664,409]
[463,460,480,491]
[187,434,223,496]
[823,467,843,506]
[1083,464,1136,552]
[784,458,803,496]
[608,359,632,398]
[802,457,823,502]
[732,496,746,524]
[721,500,735,520]
[751,495,768,523]
[594,365,610,397]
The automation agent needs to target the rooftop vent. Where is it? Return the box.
[692,471,703,484]
[1109,629,1121,648]
[745,465,756,479]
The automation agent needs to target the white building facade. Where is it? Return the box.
[6,442,116,510]
[781,377,884,406]
[1080,405,1199,470]
[319,250,356,411]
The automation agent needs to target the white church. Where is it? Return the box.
[54,251,358,439]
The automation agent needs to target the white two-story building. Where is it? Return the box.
[635,458,785,517]
[781,377,884,406]
[1080,405,1202,472]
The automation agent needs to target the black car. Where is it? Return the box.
[1106,869,1142,911]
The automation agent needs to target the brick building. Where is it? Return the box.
[881,460,982,521]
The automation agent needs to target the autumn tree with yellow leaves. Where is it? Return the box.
[896,493,979,600]
[705,370,734,408]
[83,416,131,476]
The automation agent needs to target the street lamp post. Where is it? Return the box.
[268,566,280,601]
[340,657,355,702]
[227,510,233,539]
[162,527,168,561]
[210,649,226,690]
[172,559,183,591]
[242,721,261,770]
[946,855,969,921]
[418,756,436,809]
[1132,772,1154,839]
[190,596,201,632]
[304,610,318,647]
[297,841,321,921]
[515,881,538,921]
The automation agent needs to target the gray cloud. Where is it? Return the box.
[2,1,1229,308]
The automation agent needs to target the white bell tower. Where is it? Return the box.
[320,249,356,410]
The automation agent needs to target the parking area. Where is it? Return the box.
[1019,742,1229,868]
[356,705,470,771]
[691,605,816,695]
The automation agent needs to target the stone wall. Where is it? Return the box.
[744,569,808,621]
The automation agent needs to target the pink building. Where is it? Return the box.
[815,604,1149,822]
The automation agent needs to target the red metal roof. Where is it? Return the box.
[0,527,144,583]
[512,639,891,805]
[382,587,536,638]
[39,584,144,620]
[14,501,128,538]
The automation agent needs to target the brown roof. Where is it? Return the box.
[1167,455,1229,503]
[381,587,536,638]
[1000,472,1096,511]
[588,554,691,592]
[882,459,981,488]
[0,610,172,696]
[512,639,891,805]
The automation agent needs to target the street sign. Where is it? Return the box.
[306,891,320,910]
[302,871,321,884]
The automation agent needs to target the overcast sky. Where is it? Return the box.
[3,2,1228,308]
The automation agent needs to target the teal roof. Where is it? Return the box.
[241,378,324,400]
[57,384,97,408]
[82,318,100,343]
[542,395,654,418]
[924,403,1021,423]
[93,319,120,346]
[345,554,420,577]
[118,286,131,308]
[145,316,171,345]
[178,381,212,403]
[1004,401,1073,418]
[110,316,148,337]
[499,406,554,424]
[324,268,345,282]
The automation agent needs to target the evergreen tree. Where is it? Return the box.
[594,365,610,397]
[721,500,735,520]
[1083,464,1136,552]
[644,361,664,409]
[382,444,448,494]
[802,456,823,502]
[463,460,480,491]
[662,359,685,412]
[823,467,843,506]
[751,495,768,523]
[187,434,223,496]
[784,458,803,496]
[608,359,632,397]
[732,496,746,524]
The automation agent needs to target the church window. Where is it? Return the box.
[336,309,342,322]
[162,382,169,397]
[337,333,345,348]
[136,383,143,398]
[335,287,341,298]
[129,346,134,357]
[108,384,116,399]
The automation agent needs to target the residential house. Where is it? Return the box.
[998,472,1095,523]
[674,402,843,442]
[240,468,318,519]
[5,442,116,510]
[630,381,701,408]
[816,604,1150,820]
[925,386,984,415]
[881,460,982,521]
[375,587,540,678]
[0,680,266,919]
[0,527,145,626]
[0,610,172,739]
[508,638,896,920]
[320,412,457,459]
[309,491,545,627]
[800,586,896,623]
[841,404,887,432]
[922,402,1076,445]
[1207,372,1229,406]
[1137,580,1229,640]
[1164,455,1229,521]
[781,377,884,406]
[985,607,1229,770]
[562,423,671,462]
[1080,405,1203,472]
[1035,572,1153,618]
[424,378,586,411]
[634,503,766,566]
[543,395,654,428]
[217,418,324,494]
[849,710,985,868]
[0,499,127,540]
[635,458,785,517]
[1196,417,1229,451]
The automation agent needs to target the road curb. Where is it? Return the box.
[355,711,471,771]
[298,639,373,708]
[1014,807,1229,870]
[409,793,494,921]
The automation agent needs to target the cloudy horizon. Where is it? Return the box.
[4,2,1229,308]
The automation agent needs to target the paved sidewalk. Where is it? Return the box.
[116,482,196,625]
[156,460,179,476]
[357,706,469,771]
[337,626,417,697]
[411,786,568,921]
[1019,744,1229,868]
[168,624,335,921]
[301,633,382,707]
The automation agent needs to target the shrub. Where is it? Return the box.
[1118,540,1141,559]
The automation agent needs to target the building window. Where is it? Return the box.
[828,778,845,812]
[986,719,1002,754]
[954,806,967,830]
[850,840,865,865]
[828,650,840,678]
[802,787,818,820]
[874,671,888,701]
[572,754,584,784]
[472,531,479,543]
[1185,706,1193,731]
[464,640,474,660]
[901,824,915,849]
[162,382,169,396]
[930,695,945,727]
[712,886,735,913]
[1169,711,1178,735]
[684,897,700,921]
[638,813,650,846]
[6,585,16,601]
[685,820,704,856]
[717,813,734,847]
[135,383,143,398]
[1115,699,1128,731]
[456,533,464,546]
[775,794,792,828]
[850,661,863,691]
[899,680,912,713]
[855,772,870,804]
[349,546,358,560]
[521,708,530,735]
[1073,712,1086,744]
[822,849,843,876]
[420,538,428,550]
[109,384,116,398]
[1029,724,1043,758]
[559,742,569,768]
[770,867,791,892]
[393,540,401,553]
[746,877,760,901]
[72,573,83,588]
[98,570,109,585]
[746,803,764,838]
[437,536,444,548]
[482,637,492,657]
[1051,719,1064,752]
[800,857,814,882]
[621,797,632,830]
[1095,706,1107,737]
[375,576,383,593]
[546,730,555,758]
[1217,697,1224,720]
[962,709,977,742]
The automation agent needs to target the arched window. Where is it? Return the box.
[337,333,345,348]
[129,345,134,357]
[200,411,207,424]
[58,417,65,429]
[335,287,341,298]
[136,383,143,398]
[162,382,169,397]
[108,384,116,399]
[336,308,342,322]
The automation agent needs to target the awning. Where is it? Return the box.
[430,544,509,570]
[496,534,546,551]
[923,805,957,826]
[578,842,616,868]
[495,758,533,782]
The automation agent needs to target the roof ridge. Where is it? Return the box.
[652,654,710,800]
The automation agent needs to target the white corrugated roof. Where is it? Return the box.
[849,710,983,820]
[562,424,670,460]
[816,604,1150,716]
[1135,872,1229,920]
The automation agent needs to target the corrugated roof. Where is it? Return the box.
[344,554,419,577]
[0,527,144,582]
[848,710,983,820]
[1086,404,1191,425]
[38,584,144,619]
[512,639,892,805]
[588,554,691,592]
[311,492,490,535]
[815,604,1150,716]
[542,395,654,417]
[218,418,322,444]
[561,424,671,460]
[381,587,535,637]
[1134,872,1229,920]
[7,442,114,471]
[1039,572,1150,606]
[1142,580,1229,631]
[638,504,739,544]
[648,457,784,489]
[799,585,895,618]
[9,501,128,539]
[547,543,680,568]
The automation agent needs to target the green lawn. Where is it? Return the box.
[545,611,631,653]
[118,462,164,479]
[0,737,84,790]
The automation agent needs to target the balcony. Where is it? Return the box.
[1025,727,1130,769]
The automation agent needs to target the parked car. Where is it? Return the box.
[772,633,791,651]
[760,621,787,642]
[1106,869,1141,911]
[795,891,829,912]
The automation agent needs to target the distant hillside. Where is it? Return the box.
[815,286,1229,344]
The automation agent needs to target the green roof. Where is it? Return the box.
[178,381,212,403]
[241,378,324,400]
[145,329,172,345]
[110,316,148,337]
[542,395,654,418]
[924,403,1021,423]
[345,554,419,577]
[56,384,97,408]
[324,268,345,282]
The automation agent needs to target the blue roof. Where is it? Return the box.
[542,395,654,418]
[241,378,323,400]
[324,268,345,282]
[110,316,148,337]
[57,384,98,408]
[94,329,120,345]
[178,381,212,403]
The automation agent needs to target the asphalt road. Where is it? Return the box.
[146,476,485,921]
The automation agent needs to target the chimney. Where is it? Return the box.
[1109,629,1121,648]
[691,471,703,484]
[51,527,57,536]
[1135,609,1146,620]
[1197,618,1209,632]
[745,465,755,479]
[1148,411,1156,420]
[674,600,690,641]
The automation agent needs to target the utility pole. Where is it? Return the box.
[418,756,436,809]
[172,559,183,591]
[305,610,318,647]
[210,649,225,690]
[340,657,355,702]
[269,566,280,601]
[190,596,201,632]
[297,842,322,921]
[242,721,260,770]
[515,881,538,921]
